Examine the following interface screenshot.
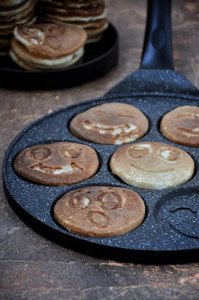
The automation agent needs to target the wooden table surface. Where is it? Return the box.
[1,0,199,299]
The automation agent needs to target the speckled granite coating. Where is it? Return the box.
[3,70,199,260]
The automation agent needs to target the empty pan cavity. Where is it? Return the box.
[154,188,199,239]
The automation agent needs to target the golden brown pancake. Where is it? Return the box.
[70,103,149,145]
[14,23,87,58]
[13,142,99,186]
[10,23,87,69]
[54,186,146,237]
[42,15,108,42]
[10,38,84,70]
[110,142,195,189]
[161,106,199,147]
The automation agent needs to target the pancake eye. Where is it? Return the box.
[61,146,82,158]
[69,194,91,209]
[128,146,150,158]
[30,147,51,160]
[97,192,121,210]
[160,149,180,161]
[46,36,61,50]
[23,28,42,37]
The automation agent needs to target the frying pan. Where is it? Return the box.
[3,0,199,263]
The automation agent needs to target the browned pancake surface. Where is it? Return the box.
[13,142,99,186]
[54,186,146,237]
[70,103,149,144]
[161,106,199,147]
[14,23,87,58]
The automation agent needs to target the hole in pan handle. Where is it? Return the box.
[105,0,198,97]
[141,0,174,70]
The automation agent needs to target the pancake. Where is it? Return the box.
[0,2,35,24]
[0,11,35,30]
[10,23,87,69]
[110,142,195,190]
[38,0,108,42]
[0,14,37,36]
[42,15,108,41]
[53,186,146,237]
[43,15,108,41]
[10,39,84,69]
[0,0,34,16]
[84,32,103,42]
[70,103,149,145]
[161,106,199,147]
[39,0,103,9]
[0,0,26,8]
[44,8,107,22]
[0,0,36,55]
[39,1,105,17]
[13,142,99,186]
[13,23,87,58]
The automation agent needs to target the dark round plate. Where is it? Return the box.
[0,23,118,90]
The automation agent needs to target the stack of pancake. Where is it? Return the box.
[10,23,87,70]
[37,0,108,43]
[0,0,37,56]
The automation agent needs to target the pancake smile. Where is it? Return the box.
[31,163,83,174]
[84,121,137,135]
[130,163,174,173]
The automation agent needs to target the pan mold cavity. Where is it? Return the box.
[155,188,199,239]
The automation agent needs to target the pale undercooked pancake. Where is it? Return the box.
[70,103,149,145]
[161,106,199,147]
[10,23,87,69]
[13,142,99,186]
[54,186,146,237]
[110,142,195,189]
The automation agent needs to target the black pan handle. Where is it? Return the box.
[140,0,174,69]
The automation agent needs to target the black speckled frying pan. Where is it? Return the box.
[3,0,199,263]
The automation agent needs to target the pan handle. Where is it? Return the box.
[140,0,174,69]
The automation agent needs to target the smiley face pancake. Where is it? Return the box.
[161,106,199,147]
[69,103,149,145]
[10,23,87,70]
[13,142,99,186]
[110,142,195,190]
[53,186,145,237]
